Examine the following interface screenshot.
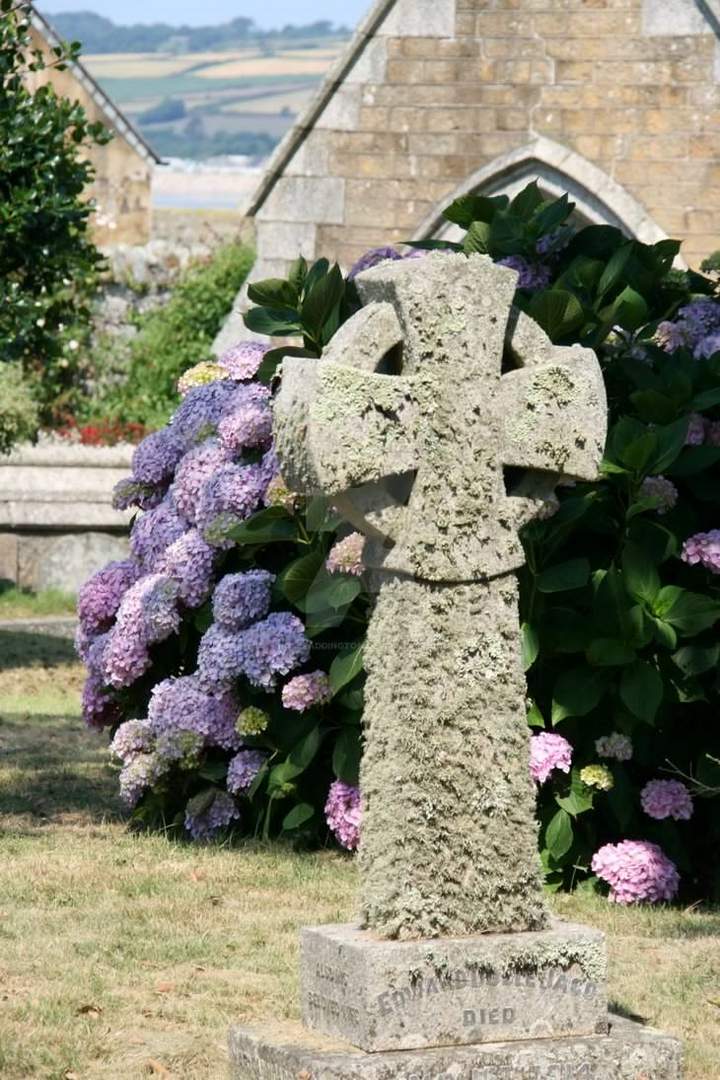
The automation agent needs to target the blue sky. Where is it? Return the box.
[39,1,370,28]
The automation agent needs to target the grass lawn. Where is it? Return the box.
[0,586,76,622]
[0,631,718,1078]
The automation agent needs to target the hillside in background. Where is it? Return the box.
[44,12,350,161]
[46,11,350,52]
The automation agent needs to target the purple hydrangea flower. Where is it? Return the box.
[130,499,187,569]
[529,732,572,784]
[705,420,720,447]
[131,429,182,486]
[498,255,553,291]
[212,569,274,631]
[641,779,694,821]
[171,439,232,526]
[218,341,269,381]
[639,475,678,515]
[170,379,245,451]
[115,573,180,645]
[184,790,239,840]
[119,752,163,808]
[196,462,266,539]
[595,733,633,762]
[679,298,720,341]
[159,528,217,608]
[235,611,311,690]
[110,719,154,762]
[101,623,151,688]
[695,332,720,360]
[591,840,680,904]
[325,780,362,851]
[681,529,720,573]
[326,532,365,576]
[148,674,241,751]
[77,558,141,635]
[81,672,121,730]
[655,320,689,353]
[226,749,267,794]
[281,670,331,712]
[196,623,245,690]
[348,246,404,280]
[217,384,272,453]
[685,412,706,446]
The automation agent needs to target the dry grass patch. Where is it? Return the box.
[0,641,718,1078]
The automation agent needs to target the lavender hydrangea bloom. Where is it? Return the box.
[595,733,632,761]
[81,672,121,730]
[218,341,269,382]
[197,623,245,690]
[115,573,180,645]
[226,749,267,794]
[639,475,678,515]
[641,779,694,821]
[236,611,311,690]
[529,732,572,784]
[212,569,274,631]
[217,384,272,453]
[591,840,679,904]
[655,320,689,353]
[170,379,244,451]
[148,674,240,750]
[101,623,152,688]
[681,529,720,573]
[171,440,232,526]
[196,462,266,539]
[679,298,720,340]
[348,246,404,280]
[325,780,362,850]
[119,752,164,808]
[282,670,331,712]
[497,255,552,291]
[130,499,187,569]
[695,332,720,360]
[131,429,182,486]
[685,412,706,446]
[110,719,154,762]
[184,790,239,840]
[77,558,141,635]
[160,529,217,608]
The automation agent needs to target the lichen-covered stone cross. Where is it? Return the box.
[274,252,607,941]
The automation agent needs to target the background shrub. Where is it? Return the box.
[0,4,108,423]
[89,242,255,431]
[79,186,720,903]
[0,362,39,454]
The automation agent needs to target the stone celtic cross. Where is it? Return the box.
[275,252,607,942]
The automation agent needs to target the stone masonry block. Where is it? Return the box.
[229,1016,683,1080]
[381,0,456,39]
[257,177,345,225]
[300,921,608,1053]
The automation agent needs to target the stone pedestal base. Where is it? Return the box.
[228,1016,682,1079]
[300,921,608,1052]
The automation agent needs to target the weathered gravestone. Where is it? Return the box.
[229,254,682,1078]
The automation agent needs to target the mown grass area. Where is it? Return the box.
[0,632,718,1078]
[0,585,76,621]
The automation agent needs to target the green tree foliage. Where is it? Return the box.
[0,361,38,453]
[95,243,255,429]
[0,2,109,420]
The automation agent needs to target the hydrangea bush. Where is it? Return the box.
[79,183,720,904]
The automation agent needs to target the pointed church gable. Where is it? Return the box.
[216,0,720,351]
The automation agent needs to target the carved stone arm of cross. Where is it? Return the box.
[274,252,607,583]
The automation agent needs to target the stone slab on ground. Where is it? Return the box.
[0,616,77,640]
[301,921,608,1052]
[229,1015,682,1080]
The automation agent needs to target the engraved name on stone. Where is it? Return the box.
[305,991,359,1025]
[406,1065,596,1080]
[375,969,599,1016]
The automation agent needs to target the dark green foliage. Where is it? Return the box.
[234,185,720,898]
[0,5,109,420]
[93,243,255,429]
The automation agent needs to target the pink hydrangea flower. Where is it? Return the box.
[591,840,680,904]
[282,670,332,712]
[529,732,572,784]
[681,529,720,574]
[326,532,365,576]
[325,780,362,851]
[218,341,269,381]
[640,779,693,821]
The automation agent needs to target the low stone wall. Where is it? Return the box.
[0,441,133,594]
